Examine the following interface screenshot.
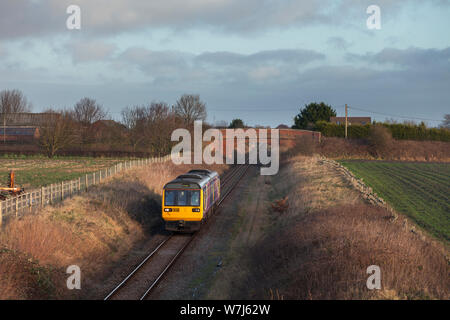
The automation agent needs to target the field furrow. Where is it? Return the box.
[339,160,450,243]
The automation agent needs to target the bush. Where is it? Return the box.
[368,125,393,157]
[315,121,450,142]
[288,135,318,157]
[317,137,450,161]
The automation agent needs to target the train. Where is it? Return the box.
[162,169,220,232]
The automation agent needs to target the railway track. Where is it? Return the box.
[104,165,249,300]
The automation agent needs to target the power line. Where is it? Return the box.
[347,105,443,123]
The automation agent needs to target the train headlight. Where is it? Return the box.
[192,208,200,212]
[164,208,172,212]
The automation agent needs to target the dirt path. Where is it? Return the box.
[233,172,270,247]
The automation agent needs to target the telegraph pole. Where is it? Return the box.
[3,114,5,144]
[345,104,348,139]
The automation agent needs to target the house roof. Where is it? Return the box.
[0,126,38,136]
[1,113,60,126]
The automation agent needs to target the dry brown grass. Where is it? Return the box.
[0,246,66,299]
[239,156,449,300]
[0,161,228,299]
[249,204,449,299]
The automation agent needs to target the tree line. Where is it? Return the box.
[0,89,208,158]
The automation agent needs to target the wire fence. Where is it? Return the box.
[0,155,171,226]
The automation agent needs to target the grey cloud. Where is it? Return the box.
[113,45,450,125]
[67,41,117,63]
[117,48,325,85]
[347,47,450,68]
[1,0,448,39]
[373,47,450,67]
[5,58,447,127]
[0,1,62,39]
[0,44,7,58]
[196,49,325,66]
[1,48,449,127]
[0,0,321,39]
[327,37,352,51]
[119,47,194,81]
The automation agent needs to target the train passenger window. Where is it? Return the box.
[178,190,187,205]
[165,190,176,206]
[190,191,200,206]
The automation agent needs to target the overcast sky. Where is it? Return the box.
[0,0,449,127]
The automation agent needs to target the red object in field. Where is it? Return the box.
[271,196,289,213]
[0,171,24,199]
[9,171,14,188]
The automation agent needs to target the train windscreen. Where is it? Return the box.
[164,190,200,206]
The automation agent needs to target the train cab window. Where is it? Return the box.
[191,191,200,206]
[178,190,188,205]
[164,190,176,206]
[165,189,201,206]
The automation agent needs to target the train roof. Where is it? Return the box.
[164,169,219,189]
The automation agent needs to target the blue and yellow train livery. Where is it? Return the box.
[162,169,220,232]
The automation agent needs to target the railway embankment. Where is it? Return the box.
[0,162,227,299]
[192,156,449,300]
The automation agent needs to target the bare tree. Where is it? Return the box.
[174,94,207,126]
[145,102,180,155]
[73,97,107,125]
[214,120,228,128]
[0,89,32,114]
[441,114,450,129]
[121,102,182,155]
[39,110,78,158]
[73,97,108,144]
[121,105,149,151]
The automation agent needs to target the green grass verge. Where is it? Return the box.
[338,160,450,243]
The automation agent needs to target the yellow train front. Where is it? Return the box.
[162,169,220,232]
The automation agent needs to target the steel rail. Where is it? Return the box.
[139,235,195,300]
[218,165,249,206]
[104,165,249,300]
[140,165,249,299]
[104,235,173,300]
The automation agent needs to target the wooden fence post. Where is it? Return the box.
[85,174,88,191]
[15,197,19,217]
[41,186,44,207]
[61,181,64,201]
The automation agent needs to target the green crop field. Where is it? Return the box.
[339,160,450,243]
[0,156,126,189]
